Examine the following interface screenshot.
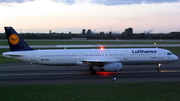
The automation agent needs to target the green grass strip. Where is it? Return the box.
[0,82,180,101]
[1,40,180,45]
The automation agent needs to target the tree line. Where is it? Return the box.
[0,27,179,39]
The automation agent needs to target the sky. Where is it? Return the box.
[0,0,180,33]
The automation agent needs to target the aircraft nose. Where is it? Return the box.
[174,55,178,61]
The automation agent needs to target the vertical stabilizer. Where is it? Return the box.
[4,27,33,51]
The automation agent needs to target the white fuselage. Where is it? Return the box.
[2,48,178,66]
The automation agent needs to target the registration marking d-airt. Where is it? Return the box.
[8,34,20,45]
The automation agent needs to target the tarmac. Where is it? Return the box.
[0,55,180,85]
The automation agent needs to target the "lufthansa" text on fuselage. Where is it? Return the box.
[132,50,157,53]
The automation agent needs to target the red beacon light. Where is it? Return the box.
[100,47,104,50]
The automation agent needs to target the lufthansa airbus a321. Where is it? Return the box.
[2,27,178,74]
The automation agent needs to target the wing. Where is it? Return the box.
[82,59,119,63]
[81,59,123,72]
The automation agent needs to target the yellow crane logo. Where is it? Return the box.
[9,34,20,45]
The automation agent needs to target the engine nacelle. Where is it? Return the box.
[76,62,89,67]
[103,62,123,72]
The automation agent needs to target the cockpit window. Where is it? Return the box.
[167,52,172,55]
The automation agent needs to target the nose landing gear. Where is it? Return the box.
[157,64,161,72]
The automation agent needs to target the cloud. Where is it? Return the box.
[1,0,179,5]
[53,0,76,4]
[51,0,179,5]
[90,0,180,5]
[0,0,35,3]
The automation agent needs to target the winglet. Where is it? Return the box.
[4,27,33,51]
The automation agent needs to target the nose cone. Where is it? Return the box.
[173,55,179,61]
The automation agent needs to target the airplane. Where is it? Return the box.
[2,27,179,75]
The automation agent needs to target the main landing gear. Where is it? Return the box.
[157,64,161,72]
[89,67,96,75]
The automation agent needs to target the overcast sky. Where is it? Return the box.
[0,0,180,33]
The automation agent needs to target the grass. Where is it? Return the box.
[25,41,180,45]
[1,40,180,45]
[0,82,180,101]
[160,47,180,54]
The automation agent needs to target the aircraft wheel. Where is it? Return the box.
[100,68,104,71]
[91,70,96,75]
[89,67,93,72]
[157,68,161,72]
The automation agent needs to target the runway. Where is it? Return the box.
[0,55,180,85]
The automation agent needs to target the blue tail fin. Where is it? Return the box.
[4,27,33,51]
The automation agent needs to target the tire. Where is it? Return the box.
[91,70,96,75]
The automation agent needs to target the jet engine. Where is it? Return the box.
[76,62,89,67]
[103,62,123,72]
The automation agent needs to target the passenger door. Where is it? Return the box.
[123,51,129,60]
[158,50,163,59]
[31,52,36,63]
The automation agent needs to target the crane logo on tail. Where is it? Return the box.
[8,34,20,45]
